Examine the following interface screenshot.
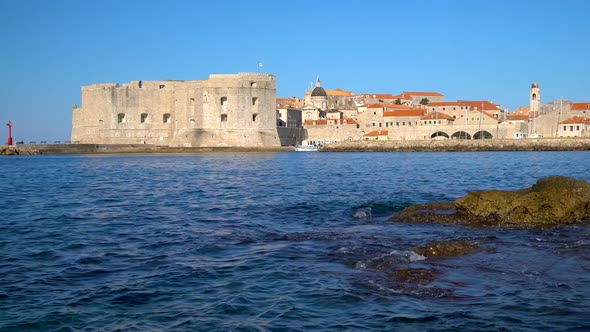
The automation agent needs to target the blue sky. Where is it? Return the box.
[1,0,589,141]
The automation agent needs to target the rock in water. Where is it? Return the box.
[412,240,478,259]
[391,176,590,228]
[456,176,590,227]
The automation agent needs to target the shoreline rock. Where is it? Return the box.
[390,176,590,228]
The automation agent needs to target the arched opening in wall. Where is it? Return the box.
[220,97,228,106]
[252,97,258,106]
[252,114,258,122]
[190,119,196,127]
[99,120,104,125]
[221,114,227,122]
[431,131,449,139]
[474,131,493,139]
[451,131,471,139]
[140,113,148,123]
[163,113,171,124]
[117,113,126,123]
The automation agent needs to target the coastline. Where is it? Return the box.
[2,138,590,155]
[320,138,590,152]
[0,144,294,155]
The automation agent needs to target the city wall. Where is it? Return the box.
[72,73,280,147]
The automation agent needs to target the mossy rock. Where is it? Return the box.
[391,176,590,228]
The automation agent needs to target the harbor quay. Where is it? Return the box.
[2,138,590,155]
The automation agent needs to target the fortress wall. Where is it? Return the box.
[72,73,280,147]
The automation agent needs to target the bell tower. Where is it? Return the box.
[529,82,541,135]
[530,82,540,118]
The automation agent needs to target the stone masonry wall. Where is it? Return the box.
[72,73,280,147]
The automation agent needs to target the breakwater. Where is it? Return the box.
[0,144,293,155]
[321,138,590,152]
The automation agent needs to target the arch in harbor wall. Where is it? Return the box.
[430,131,449,139]
[451,131,471,139]
[473,130,493,139]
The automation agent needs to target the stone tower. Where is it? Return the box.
[529,82,540,135]
[530,82,540,118]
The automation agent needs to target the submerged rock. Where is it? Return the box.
[352,207,372,221]
[412,240,478,259]
[390,176,590,228]
[389,268,441,284]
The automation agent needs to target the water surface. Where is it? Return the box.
[0,152,589,331]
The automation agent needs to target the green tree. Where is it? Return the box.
[419,98,429,105]
[394,98,402,105]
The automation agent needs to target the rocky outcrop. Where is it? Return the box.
[391,176,590,228]
[0,146,40,155]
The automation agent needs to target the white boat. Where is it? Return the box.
[513,132,527,139]
[295,144,319,152]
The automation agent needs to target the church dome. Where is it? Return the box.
[311,86,327,97]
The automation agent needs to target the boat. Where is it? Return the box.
[513,132,527,139]
[295,144,320,152]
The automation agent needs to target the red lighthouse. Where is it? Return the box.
[6,121,13,145]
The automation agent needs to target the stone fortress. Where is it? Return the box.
[72,73,589,148]
[71,73,280,147]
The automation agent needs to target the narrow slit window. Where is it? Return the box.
[163,113,171,123]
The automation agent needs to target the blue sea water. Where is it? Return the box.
[0,151,589,331]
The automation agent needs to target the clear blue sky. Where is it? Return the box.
[1,0,589,141]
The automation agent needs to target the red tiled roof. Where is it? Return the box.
[421,112,454,120]
[365,103,415,109]
[506,114,529,121]
[561,116,590,124]
[356,93,396,99]
[403,91,444,97]
[571,103,590,111]
[427,101,470,107]
[364,130,389,137]
[326,89,354,97]
[391,93,413,100]
[458,100,501,111]
[383,109,426,117]
[512,107,529,115]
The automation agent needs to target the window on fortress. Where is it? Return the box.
[117,113,126,123]
[252,97,258,106]
[163,113,171,123]
[252,114,258,122]
[159,85,165,89]
[250,81,257,87]
[141,113,148,123]
[221,97,228,105]
[221,114,228,122]
[99,120,104,125]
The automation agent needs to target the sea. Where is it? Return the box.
[0,151,589,331]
